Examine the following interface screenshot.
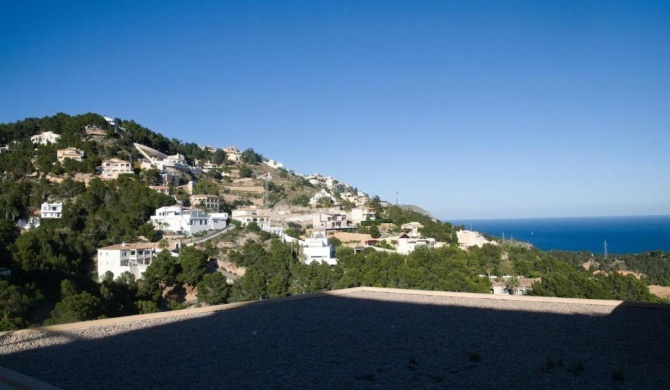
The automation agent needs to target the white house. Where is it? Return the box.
[341,191,369,207]
[150,205,228,235]
[99,158,133,179]
[16,217,40,230]
[396,233,436,255]
[103,116,117,126]
[401,222,424,237]
[31,131,60,145]
[97,242,161,280]
[457,230,498,249]
[190,194,220,210]
[231,206,272,228]
[57,147,84,162]
[41,202,62,219]
[135,143,192,173]
[148,185,170,195]
[350,207,376,225]
[223,146,242,162]
[264,159,284,169]
[302,231,338,266]
[313,213,351,231]
[490,276,541,295]
[309,189,339,206]
[0,145,9,154]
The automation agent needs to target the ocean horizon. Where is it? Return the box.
[447,215,670,255]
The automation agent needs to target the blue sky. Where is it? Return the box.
[1,1,669,220]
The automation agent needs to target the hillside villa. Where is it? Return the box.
[396,234,437,255]
[150,205,228,235]
[264,159,284,169]
[148,185,170,195]
[350,206,376,225]
[30,131,60,145]
[313,213,352,232]
[98,158,133,180]
[97,242,178,280]
[231,205,272,228]
[40,202,62,219]
[310,189,340,206]
[223,146,241,162]
[457,230,498,249]
[134,143,199,173]
[190,194,220,210]
[56,147,84,162]
[302,230,338,265]
[490,276,542,295]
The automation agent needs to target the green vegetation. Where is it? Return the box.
[0,112,668,331]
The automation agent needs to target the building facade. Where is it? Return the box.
[31,131,61,145]
[99,159,133,179]
[57,147,84,162]
[231,206,273,228]
[395,234,436,255]
[302,231,338,265]
[313,213,351,231]
[190,194,220,210]
[350,207,376,225]
[150,205,228,235]
[40,202,62,219]
[97,242,160,280]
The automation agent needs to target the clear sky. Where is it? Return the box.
[1,1,669,220]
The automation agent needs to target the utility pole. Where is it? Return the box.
[604,241,608,260]
[395,191,398,206]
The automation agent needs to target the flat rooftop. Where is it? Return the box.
[1,287,669,389]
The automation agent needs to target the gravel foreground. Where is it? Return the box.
[1,290,669,389]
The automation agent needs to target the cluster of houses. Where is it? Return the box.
[21,128,539,295]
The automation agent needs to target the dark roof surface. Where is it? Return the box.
[1,288,669,389]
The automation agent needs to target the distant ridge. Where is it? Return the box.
[399,204,434,219]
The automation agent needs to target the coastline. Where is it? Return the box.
[447,215,670,254]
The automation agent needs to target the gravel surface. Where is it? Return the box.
[1,290,669,389]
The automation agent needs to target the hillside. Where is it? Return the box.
[0,113,667,331]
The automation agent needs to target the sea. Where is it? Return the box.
[448,215,670,255]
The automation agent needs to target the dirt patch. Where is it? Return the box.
[331,232,372,246]
[218,259,246,277]
[228,186,265,193]
[649,285,670,299]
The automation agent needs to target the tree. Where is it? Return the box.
[177,246,207,286]
[0,219,19,267]
[506,276,520,295]
[197,272,231,305]
[46,291,103,325]
[138,223,160,242]
[140,250,180,301]
[212,149,226,164]
[241,148,263,164]
[0,280,38,330]
[231,266,267,301]
[238,164,253,178]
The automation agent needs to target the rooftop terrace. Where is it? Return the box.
[1,287,669,389]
